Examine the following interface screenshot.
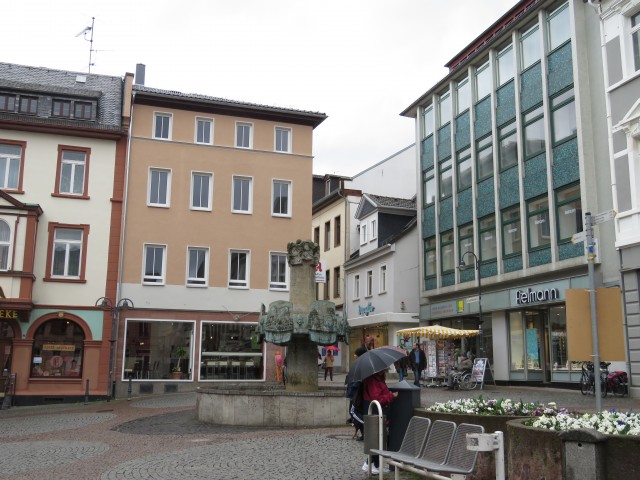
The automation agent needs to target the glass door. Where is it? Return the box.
[509,310,547,381]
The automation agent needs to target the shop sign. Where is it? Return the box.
[0,309,19,319]
[43,344,75,352]
[515,287,560,305]
[358,302,375,316]
[431,301,457,318]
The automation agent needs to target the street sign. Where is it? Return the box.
[592,209,616,225]
[571,231,587,244]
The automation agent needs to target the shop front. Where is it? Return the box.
[423,275,591,385]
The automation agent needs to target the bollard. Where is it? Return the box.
[127,376,132,401]
[560,429,607,480]
[84,379,90,405]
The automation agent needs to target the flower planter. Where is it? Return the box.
[171,371,182,380]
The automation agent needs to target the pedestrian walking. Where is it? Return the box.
[323,350,334,381]
[409,342,427,387]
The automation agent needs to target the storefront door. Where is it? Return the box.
[509,310,548,381]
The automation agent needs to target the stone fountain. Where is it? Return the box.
[197,240,350,427]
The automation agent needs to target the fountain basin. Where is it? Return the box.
[197,385,348,427]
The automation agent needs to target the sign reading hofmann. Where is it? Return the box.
[515,287,560,305]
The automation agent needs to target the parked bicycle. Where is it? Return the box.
[580,361,627,397]
[450,369,477,390]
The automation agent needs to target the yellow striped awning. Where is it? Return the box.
[396,325,479,339]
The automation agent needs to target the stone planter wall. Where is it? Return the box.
[507,419,640,480]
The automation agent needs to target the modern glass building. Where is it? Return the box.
[402,0,622,385]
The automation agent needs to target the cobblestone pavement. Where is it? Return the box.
[1,374,639,480]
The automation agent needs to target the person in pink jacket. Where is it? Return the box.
[361,370,397,474]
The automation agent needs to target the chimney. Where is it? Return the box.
[135,64,146,86]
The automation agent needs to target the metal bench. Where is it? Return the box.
[370,416,431,464]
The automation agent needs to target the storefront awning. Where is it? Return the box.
[396,325,479,339]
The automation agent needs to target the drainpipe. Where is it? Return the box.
[618,249,632,389]
[112,90,135,392]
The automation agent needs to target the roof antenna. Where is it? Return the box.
[75,17,95,72]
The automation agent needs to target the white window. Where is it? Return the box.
[456,77,470,114]
[236,122,253,149]
[497,44,514,86]
[143,244,166,284]
[0,220,10,270]
[187,247,209,286]
[195,117,213,145]
[631,11,640,72]
[52,228,82,278]
[153,113,172,140]
[59,150,86,195]
[370,219,377,241]
[275,127,291,153]
[366,270,373,297]
[272,180,291,217]
[520,24,541,70]
[548,2,570,51]
[148,168,171,207]
[232,176,252,213]
[269,252,288,290]
[0,144,21,190]
[475,60,492,101]
[360,223,367,245]
[191,172,212,210]
[353,274,360,300]
[229,250,250,288]
[379,264,387,293]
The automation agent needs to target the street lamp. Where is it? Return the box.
[458,251,484,357]
[96,297,134,400]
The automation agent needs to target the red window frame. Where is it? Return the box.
[0,138,26,193]
[52,145,91,199]
[43,222,90,283]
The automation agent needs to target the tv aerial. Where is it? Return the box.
[75,17,95,72]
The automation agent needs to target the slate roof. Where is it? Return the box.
[133,84,327,128]
[366,194,416,210]
[0,62,124,129]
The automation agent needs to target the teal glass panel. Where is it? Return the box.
[499,166,520,208]
[496,80,516,127]
[529,247,552,267]
[559,241,583,260]
[438,125,451,161]
[459,268,475,284]
[455,111,471,151]
[520,62,543,112]
[421,135,434,171]
[439,196,453,232]
[476,177,495,218]
[423,205,436,238]
[524,153,548,200]
[457,189,473,225]
[474,97,492,139]
[548,42,573,96]
[479,261,498,278]
[425,277,438,291]
[504,255,523,273]
[552,138,579,189]
[441,272,455,287]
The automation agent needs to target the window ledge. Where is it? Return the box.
[51,193,90,200]
[43,277,86,283]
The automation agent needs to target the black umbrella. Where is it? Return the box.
[346,346,407,383]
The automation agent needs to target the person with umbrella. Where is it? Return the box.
[346,346,405,475]
[323,349,335,381]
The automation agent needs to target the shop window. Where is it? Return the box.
[550,306,568,371]
[509,312,525,371]
[527,196,551,250]
[123,320,195,380]
[439,158,453,199]
[456,147,472,191]
[555,183,582,242]
[199,322,263,381]
[502,206,522,258]
[424,236,437,278]
[31,318,84,378]
[440,230,455,273]
[479,215,497,262]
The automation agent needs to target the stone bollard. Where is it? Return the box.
[559,429,607,480]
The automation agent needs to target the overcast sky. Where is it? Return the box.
[3,0,518,176]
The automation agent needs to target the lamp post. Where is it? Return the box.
[96,297,134,400]
[458,251,484,357]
